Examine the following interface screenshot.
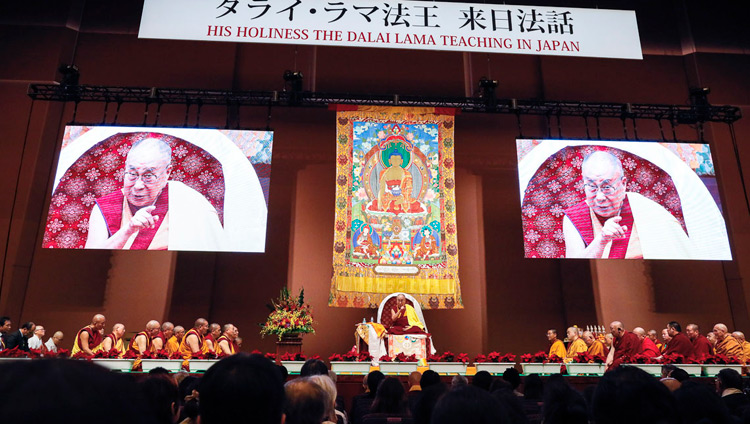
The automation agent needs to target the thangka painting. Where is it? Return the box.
[330,106,462,310]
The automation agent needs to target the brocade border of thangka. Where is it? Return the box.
[329,106,462,310]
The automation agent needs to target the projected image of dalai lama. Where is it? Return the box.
[388,294,427,335]
[563,151,694,259]
[85,138,225,250]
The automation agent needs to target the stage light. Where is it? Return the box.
[58,64,80,87]
[283,70,304,105]
[478,77,498,112]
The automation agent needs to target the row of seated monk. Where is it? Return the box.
[0,314,240,359]
[546,320,749,369]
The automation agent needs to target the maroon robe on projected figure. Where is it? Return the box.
[564,196,641,259]
[388,306,428,335]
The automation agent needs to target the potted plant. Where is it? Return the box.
[660,353,702,377]
[521,351,560,374]
[0,347,33,361]
[622,354,662,376]
[140,349,183,372]
[566,352,607,376]
[701,354,743,377]
[329,351,373,374]
[91,348,133,372]
[474,352,517,375]
[279,352,308,374]
[260,287,315,340]
[378,353,418,375]
[427,351,469,375]
[190,351,220,372]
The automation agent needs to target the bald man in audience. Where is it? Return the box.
[546,329,566,359]
[659,321,694,359]
[71,314,106,356]
[713,323,744,363]
[732,331,750,363]
[99,323,125,355]
[205,323,221,353]
[583,331,608,357]
[166,325,184,355]
[179,318,210,359]
[565,327,588,362]
[152,321,174,352]
[44,331,64,354]
[216,324,238,356]
[606,321,640,369]
[686,324,713,360]
[633,327,659,357]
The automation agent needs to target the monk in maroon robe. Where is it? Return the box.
[388,294,428,335]
[607,321,641,369]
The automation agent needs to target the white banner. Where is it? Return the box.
[139,0,642,59]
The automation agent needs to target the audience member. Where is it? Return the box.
[0,357,155,423]
[140,376,180,424]
[300,358,329,376]
[502,367,523,397]
[419,369,440,390]
[592,365,678,424]
[716,368,750,418]
[198,353,285,424]
[407,371,423,415]
[491,388,529,424]
[285,377,329,424]
[413,382,447,424]
[472,370,493,391]
[521,374,544,424]
[541,374,588,424]
[177,376,200,424]
[309,374,346,424]
[431,384,507,424]
[674,380,736,424]
[366,377,408,417]
[450,374,468,389]
[350,371,385,424]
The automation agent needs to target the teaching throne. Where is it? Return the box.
[377,293,436,359]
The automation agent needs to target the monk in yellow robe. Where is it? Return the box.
[216,324,238,356]
[564,327,588,362]
[95,323,125,357]
[127,320,160,370]
[166,325,184,356]
[714,323,744,363]
[388,294,427,335]
[547,329,566,359]
[179,318,210,360]
[583,331,608,357]
[71,314,106,357]
[732,331,750,364]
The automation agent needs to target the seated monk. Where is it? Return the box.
[216,324,238,356]
[205,323,221,353]
[713,323,744,363]
[179,318,210,359]
[686,324,713,360]
[128,320,160,357]
[70,314,106,357]
[96,323,125,356]
[582,331,608,357]
[388,294,427,335]
[547,329,566,359]
[166,325,185,356]
[564,327,588,363]
[152,321,174,352]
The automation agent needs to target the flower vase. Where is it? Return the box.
[280,360,305,374]
[565,363,606,376]
[141,359,182,372]
[521,363,561,374]
[91,358,135,372]
[702,364,743,377]
[379,361,418,375]
[190,359,220,372]
[622,363,662,376]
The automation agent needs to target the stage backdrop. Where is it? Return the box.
[330,106,462,310]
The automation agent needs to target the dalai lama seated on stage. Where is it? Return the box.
[387,294,427,335]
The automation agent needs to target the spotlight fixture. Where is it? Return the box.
[283,70,304,105]
[58,64,80,87]
[478,77,498,112]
